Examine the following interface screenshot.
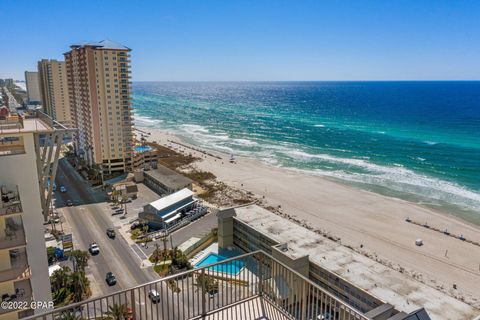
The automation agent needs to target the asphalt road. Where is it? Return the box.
[53,159,203,319]
[55,159,157,294]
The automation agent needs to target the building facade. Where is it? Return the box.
[217,205,477,320]
[24,72,41,105]
[0,110,70,319]
[140,188,198,230]
[142,165,193,196]
[37,60,73,127]
[64,40,134,174]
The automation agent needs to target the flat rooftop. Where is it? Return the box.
[234,204,478,320]
[144,165,193,191]
[148,188,194,212]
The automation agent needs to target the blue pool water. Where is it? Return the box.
[195,253,245,275]
[135,145,153,152]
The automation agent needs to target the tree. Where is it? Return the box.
[196,273,218,294]
[51,266,71,292]
[172,249,191,270]
[70,271,89,303]
[60,311,84,320]
[52,287,73,306]
[151,243,161,265]
[105,303,128,320]
[47,246,56,265]
[70,250,90,272]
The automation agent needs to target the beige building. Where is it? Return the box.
[217,204,478,320]
[0,110,71,319]
[64,40,134,174]
[37,60,73,127]
[24,72,41,104]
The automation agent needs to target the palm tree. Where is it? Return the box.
[60,311,84,320]
[105,303,128,320]
[161,235,169,264]
[70,250,89,272]
[70,271,89,302]
[51,266,71,292]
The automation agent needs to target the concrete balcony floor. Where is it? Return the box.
[0,278,32,316]
[0,250,30,283]
[204,297,291,320]
[0,228,26,250]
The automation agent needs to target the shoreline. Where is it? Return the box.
[140,125,480,308]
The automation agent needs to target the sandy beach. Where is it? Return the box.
[144,127,480,310]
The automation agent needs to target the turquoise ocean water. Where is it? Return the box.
[132,82,480,223]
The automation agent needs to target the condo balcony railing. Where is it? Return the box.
[0,185,22,216]
[24,250,369,320]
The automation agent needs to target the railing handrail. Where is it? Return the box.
[27,250,368,319]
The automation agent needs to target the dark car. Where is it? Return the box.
[66,200,73,207]
[130,220,145,230]
[105,272,117,286]
[106,228,116,239]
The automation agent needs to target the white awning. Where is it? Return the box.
[160,199,195,220]
[165,213,182,224]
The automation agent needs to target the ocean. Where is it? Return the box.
[132,81,480,223]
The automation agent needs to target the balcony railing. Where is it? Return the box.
[24,250,369,320]
[0,185,22,216]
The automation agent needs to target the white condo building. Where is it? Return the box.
[0,109,71,319]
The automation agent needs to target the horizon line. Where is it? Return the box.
[131,79,480,82]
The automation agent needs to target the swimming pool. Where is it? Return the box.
[135,145,152,152]
[195,253,245,275]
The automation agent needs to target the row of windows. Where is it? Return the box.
[309,263,380,312]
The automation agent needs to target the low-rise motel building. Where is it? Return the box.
[0,109,71,319]
[135,164,193,196]
[217,204,479,320]
[140,188,199,230]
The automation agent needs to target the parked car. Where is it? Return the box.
[48,216,60,224]
[130,220,145,230]
[105,272,117,286]
[148,289,160,303]
[66,200,73,207]
[60,185,67,193]
[89,242,100,255]
[106,228,116,239]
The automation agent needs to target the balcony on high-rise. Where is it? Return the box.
[0,185,23,217]
[0,248,31,283]
[23,251,371,320]
[0,278,33,316]
[0,216,26,250]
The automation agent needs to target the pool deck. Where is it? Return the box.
[190,242,219,266]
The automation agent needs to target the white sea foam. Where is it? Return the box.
[314,124,325,127]
[232,138,258,147]
[135,115,163,126]
[281,149,480,211]
[423,141,438,145]
[180,124,210,134]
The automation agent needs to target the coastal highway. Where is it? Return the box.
[54,158,198,319]
[55,158,157,293]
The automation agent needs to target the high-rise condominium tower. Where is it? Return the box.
[38,59,74,128]
[64,40,134,174]
[24,71,41,104]
[0,109,70,319]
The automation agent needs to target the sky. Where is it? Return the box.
[1,0,479,81]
